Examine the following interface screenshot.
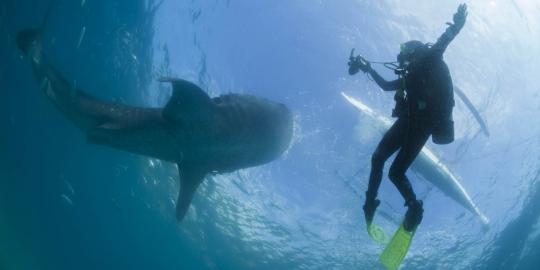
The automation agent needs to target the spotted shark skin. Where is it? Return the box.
[17,29,294,221]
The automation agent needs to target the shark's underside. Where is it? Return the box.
[17,28,294,221]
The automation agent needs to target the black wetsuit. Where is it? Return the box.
[364,24,459,205]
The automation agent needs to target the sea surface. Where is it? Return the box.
[1,1,540,269]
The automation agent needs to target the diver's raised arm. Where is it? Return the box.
[430,3,468,57]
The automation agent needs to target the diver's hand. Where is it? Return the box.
[348,57,361,75]
[348,56,371,75]
[362,197,380,224]
[358,58,371,73]
[451,3,468,32]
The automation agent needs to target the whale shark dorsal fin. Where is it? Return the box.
[159,78,213,123]
[175,164,207,222]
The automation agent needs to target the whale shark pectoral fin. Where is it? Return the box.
[176,165,207,222]
[159,78,213,123]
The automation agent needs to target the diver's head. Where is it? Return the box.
[397,40,428,67]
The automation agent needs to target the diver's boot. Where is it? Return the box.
[363,199,380,225]
[363,192,381,225]
[403,199,423,232]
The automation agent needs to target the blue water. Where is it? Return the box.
[1,1,540,269]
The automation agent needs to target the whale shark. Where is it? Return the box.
[16,29,294,221]
[342,92,489,225]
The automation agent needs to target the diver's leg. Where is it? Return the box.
[388,121,431,231]
[388,127,430,201]
[366,118,407,200]
[363,118,407,223]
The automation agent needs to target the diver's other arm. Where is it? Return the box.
[368,69,401,91]
[431,3,468,56]
[348,56,401,91]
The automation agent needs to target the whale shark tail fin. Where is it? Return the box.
[16,28,42,55]
[16,0,57,55]
[176,165,208,222]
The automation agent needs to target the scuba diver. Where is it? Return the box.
[348,4,468,232]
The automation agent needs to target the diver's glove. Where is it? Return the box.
[362,194,380,225]
[348,57,371,75]
[348,49,371,75]
[348,57,360,75]
[358,58,371,73]
[448,3,468,34]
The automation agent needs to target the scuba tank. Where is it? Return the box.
[398,41,455,144]
[431,114,454,144]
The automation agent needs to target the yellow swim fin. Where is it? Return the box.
[367,222,390,246]
[379,224,417,270]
